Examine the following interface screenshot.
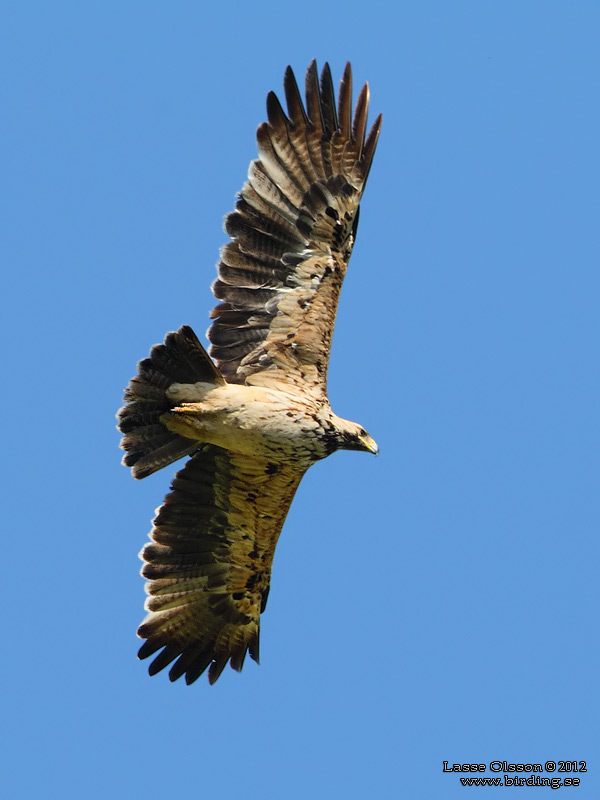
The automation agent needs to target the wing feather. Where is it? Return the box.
[319,63,338,136]
[137,445,305,684]
[208,61,382,392]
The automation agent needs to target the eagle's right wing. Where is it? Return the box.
[208,61,381,396]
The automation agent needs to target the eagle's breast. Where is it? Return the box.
[161,382,338,463]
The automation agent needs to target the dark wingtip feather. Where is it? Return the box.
[362,113,383,183]
[207,653,230,685]
[266,90,289,131]
[229,643,248,673]
[169,644,212,683]
[138,637,165,661]
[338,62,353,139]
[283,64,308,127]
[146,643,182,676]
[183,649,218,685]
[304,60,323,129]
[248,629,260,664]
[319,62,338,134]
[352,82,370,148]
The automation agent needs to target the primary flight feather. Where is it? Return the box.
[118,60,381,685]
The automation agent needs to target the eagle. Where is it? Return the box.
[118,60,382,684]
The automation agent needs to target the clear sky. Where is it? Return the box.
[2,1,598,798]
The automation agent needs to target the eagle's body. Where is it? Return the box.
[118,61,381,684]
[164,381,369,463]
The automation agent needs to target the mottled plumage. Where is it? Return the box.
[118,61,381,684]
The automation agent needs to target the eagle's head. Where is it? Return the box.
[335,418,379,456]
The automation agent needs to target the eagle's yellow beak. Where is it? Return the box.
[361,434,379,455]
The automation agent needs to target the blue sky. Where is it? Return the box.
[2,1,599,798]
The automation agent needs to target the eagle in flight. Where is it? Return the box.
[118,61,381,684]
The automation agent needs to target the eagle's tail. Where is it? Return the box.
[117,325,225,479]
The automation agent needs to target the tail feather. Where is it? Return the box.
[118,326,224,479]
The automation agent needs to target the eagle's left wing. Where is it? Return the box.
[136,445,305,684]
